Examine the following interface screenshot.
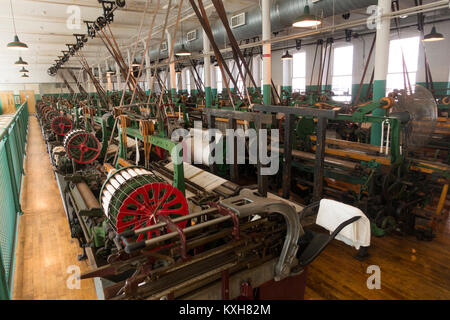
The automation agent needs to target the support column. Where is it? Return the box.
[143,40,151,94]
[189,68,196,95]
[106,60,112,92]
[127,49,131,67]
[282,57,293,99]
[98,64,103,88]
[352,37,374,102]
[181,68,188,93]
[252,55,261,94]
[115,62,122,93]
[370,0,391,145]
[165,30,177,101]
[211,64,217,98]
[262,0,271,104]
[227,60,234,92]
[203,30,212,107]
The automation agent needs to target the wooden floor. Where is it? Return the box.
[304,213,450,299]
[12,116,97,300]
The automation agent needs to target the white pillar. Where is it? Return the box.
[371,0,392,144]
[262,0,271,104]
[203,29,212,106]
[165,30,177,98]
[373,0,391,99]
[143,40,151,93]
[282,58,293,88]
[189,68,196,92]
[252,55,261,89]
[98,64,103,87]
[115,62,121,90]
[181,68,188,92]
[211,64,217,90]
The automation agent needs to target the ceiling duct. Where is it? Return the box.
[145,0,378,62]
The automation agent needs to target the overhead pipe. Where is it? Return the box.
[145,0,378,62]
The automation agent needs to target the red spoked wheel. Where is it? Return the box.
[116,183,189,242]
[51,116,73,136]
[66,131,101,164]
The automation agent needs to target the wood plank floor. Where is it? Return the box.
[304,212,450,299]
[12,116,97,300]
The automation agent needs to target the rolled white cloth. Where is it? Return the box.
[316,199,371,250]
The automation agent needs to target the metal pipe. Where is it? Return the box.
[101,0,449,66]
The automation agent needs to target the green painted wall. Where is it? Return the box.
[416,81,450,95]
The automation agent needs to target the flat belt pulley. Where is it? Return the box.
[51,116,73,136]
[63,129,101,164]
[100,167,189,241]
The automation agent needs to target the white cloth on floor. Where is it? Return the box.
[316,199,371,250]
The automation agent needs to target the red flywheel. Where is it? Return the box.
[65,131,101,164]
[51,116,73,136]
[116,183,189,242]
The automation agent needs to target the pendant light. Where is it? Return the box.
[423,26,444,42]
[15,57,28,66]
[7,0,28,50]
[176,44,192,57]
[281,50,293,60]
[176,22,191,57]
[292,4,321,28]
[21,73,29,78]
[19,67,29,73]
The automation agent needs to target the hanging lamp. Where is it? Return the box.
[281,50,293,60]
[176,44,191,57]
[423,26,444,42]
[176,21,191,57]
[7,0,28,50]
[15,57,28,66]
[292,4,321,28]
[19,67,29,73]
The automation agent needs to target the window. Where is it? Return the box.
[198,66,204,84]
[332,45,353,102]
[185,69,191,91]
[216,67,223,93]
[292,51,306,92]
[386,36,420,93]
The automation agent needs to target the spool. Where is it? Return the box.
[51,116,73,136]
[64,129,101,164]
[100,167,189,241]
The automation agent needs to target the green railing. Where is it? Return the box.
[0,102,29,300]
